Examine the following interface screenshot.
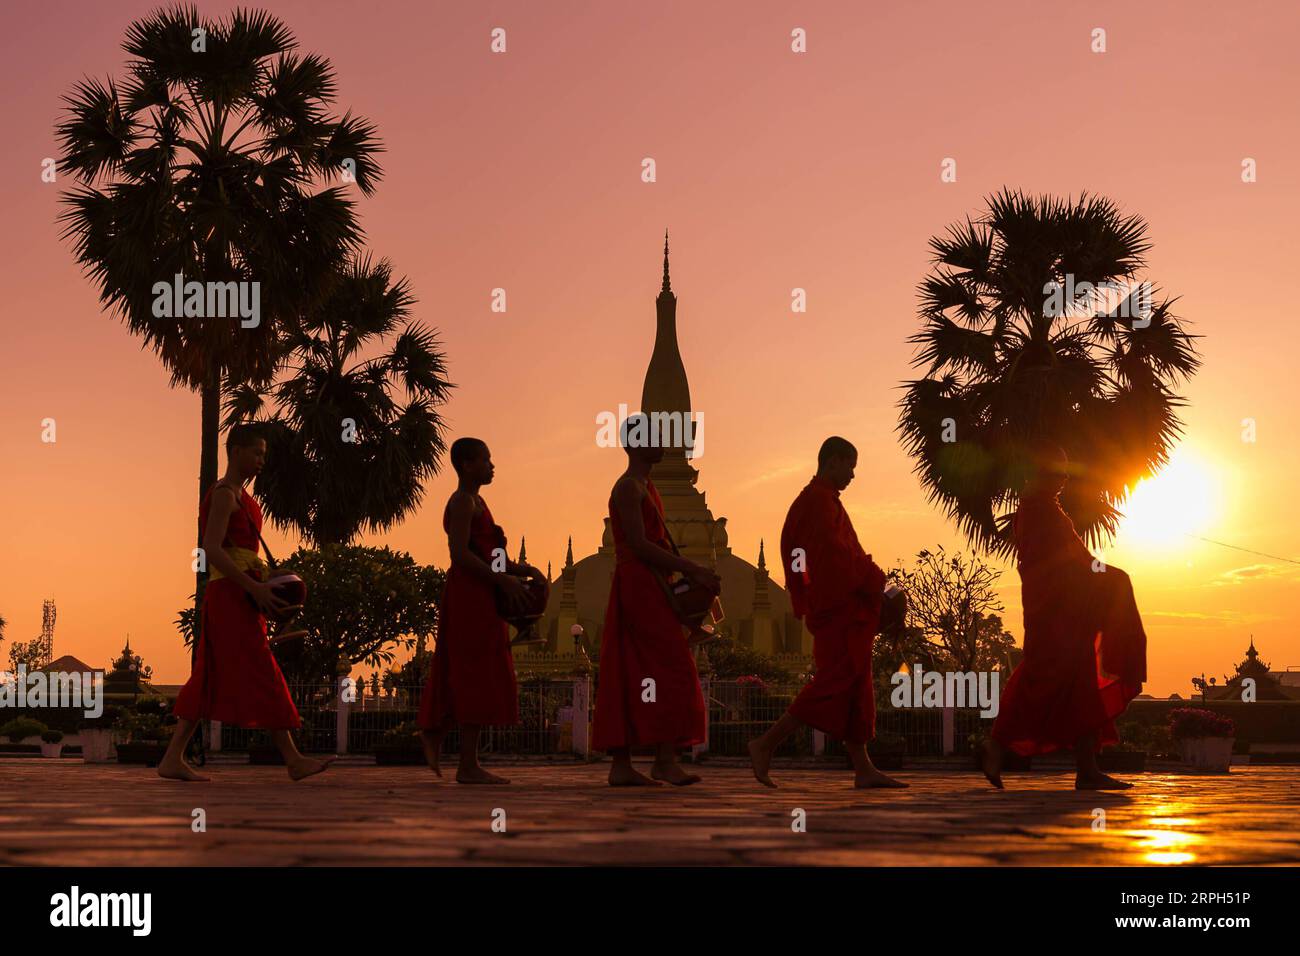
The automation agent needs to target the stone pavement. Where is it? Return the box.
[1,759,1297,866]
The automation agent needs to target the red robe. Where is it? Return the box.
[592,480,706,751]
[418,496,519,730]
[781,476,886,744]
[992,491,1147,756]
[173,485,301,729]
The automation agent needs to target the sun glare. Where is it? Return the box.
[1116,449,1219,548]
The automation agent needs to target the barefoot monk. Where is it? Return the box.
[981,443,1147,790]
[749,437,907,790]
[161,423,331,783]
[592,414,720,787]
[418,438,542,784]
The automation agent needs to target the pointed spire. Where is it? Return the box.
[565,535,574,568]
[517,536,527,564]
[661,228,671,293]
[757,538,767,571]
[547,560,552,581]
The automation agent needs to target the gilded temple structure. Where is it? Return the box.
[513,235,809,674]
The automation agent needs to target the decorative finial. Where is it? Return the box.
[757,538,766,571]
[565,535,574,568]
[517,536,527,564]
[661,229,671,293]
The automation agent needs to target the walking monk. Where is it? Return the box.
[593,414,721,786]
[981,443,1146,790]
[749,436,906,789]
[160,423,331,782]
[418,438,543,783]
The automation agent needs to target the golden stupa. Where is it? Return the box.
[514,234,810,673]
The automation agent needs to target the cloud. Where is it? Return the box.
[1219,563,1300,583]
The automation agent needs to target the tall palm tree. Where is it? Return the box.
[224,255,453,546]
[898,190,1201,557]
[56,5,381,608]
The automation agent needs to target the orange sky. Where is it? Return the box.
[1,0,1297,693]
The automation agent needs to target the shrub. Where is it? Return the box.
[1,717,49,742]
[41,729,64,744]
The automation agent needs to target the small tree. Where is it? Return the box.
[277,544,444,684]
[890,547,1011,672]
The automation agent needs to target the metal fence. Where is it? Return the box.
[209,676,989,759]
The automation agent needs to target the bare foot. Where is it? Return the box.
[287,755,336,781]
[608,764,662,787]
[650,762,701,786]
[456,765,510,785]
[854,769,909,789]
[980,740,1004,790]
[419,729,444,776]
[748,738,777,789]
[157,759,210,782]
[1076,771,1133,790]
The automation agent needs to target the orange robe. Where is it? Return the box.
[781,476,886,744]
[173,485,301,729]
[992,491,1147,756]
[418,496,519,729]
[592,480,706,751]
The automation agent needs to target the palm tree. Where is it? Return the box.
[56,5,381,608]
[898,190,1201,557]
[224,255,453,546]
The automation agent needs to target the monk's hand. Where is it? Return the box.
[496,573,531,612]
[522,564,547,584]
[686,564,722,594]
[249,580,290,617]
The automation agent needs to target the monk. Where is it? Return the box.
[418,437,542,784]
[981,443,1147,790]
[592,414,721,786]
[749,436,907,789]
[161,423,332,782]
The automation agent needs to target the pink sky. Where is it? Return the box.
[1,0,1298,692]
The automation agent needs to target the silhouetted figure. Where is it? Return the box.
[592,414,721,786]
[161,424,331,782]
[418,438,542,784]
[749,437,907,789]
[981,443,1147,790]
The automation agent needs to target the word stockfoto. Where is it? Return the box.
[0,666,103,718]
[890,666,1001,718]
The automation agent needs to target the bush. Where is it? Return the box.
[1,717,49,742]
[41,729,64,744]
[1169,708,1235,739]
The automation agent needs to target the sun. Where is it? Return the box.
[1116,448,1219,548]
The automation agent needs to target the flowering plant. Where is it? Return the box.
[1169,708,1235,740]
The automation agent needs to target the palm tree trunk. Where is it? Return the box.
[193,371,221,661]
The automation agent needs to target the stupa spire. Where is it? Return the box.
[661,229,671,293]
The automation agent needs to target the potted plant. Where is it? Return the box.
[79,707,121,763]
[1170,708,1235,772]
[112,708,170,765]
[40,729,65,759]
[1100,721,1149,773]
[867,732,907,771]
[373,721,426,765]
[247,730,286,765]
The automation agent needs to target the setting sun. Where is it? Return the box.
[1117,449,1219,548]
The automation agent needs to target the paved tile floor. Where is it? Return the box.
[2,759,1296,866]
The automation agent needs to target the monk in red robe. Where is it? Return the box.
[593,414,720,786]
[418,437,542,784]
[749,436,907,789]
[981,443,1147,790]
[161,424,331,782]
